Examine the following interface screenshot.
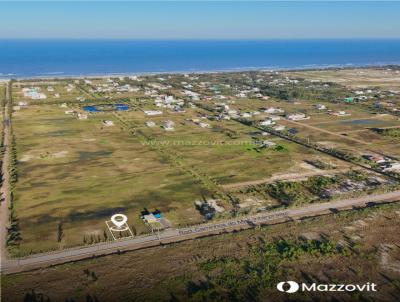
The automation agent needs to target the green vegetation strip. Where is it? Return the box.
[190,238,350,301]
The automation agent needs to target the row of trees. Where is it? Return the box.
[7,130,22,249]
[6,82,23,249]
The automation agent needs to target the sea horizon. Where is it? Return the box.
[1,39,400,79]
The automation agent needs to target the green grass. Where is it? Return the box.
[12,104,210,254]
[122,107,338,185]
[12,81,84,105]
[10,69,400,255]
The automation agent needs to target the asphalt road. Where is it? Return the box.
[1,189,400,275]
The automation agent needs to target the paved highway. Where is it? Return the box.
[1,189,400,275]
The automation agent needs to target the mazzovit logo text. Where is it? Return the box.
[277,281,377,293]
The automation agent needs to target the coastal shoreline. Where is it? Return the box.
[2,63,400,81]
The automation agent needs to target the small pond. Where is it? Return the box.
[83,103,129,112]
[340,119,389,126]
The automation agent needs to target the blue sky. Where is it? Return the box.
[0,1,399,39]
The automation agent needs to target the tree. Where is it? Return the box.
[57,222,64,243]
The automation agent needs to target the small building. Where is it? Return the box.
[383,162,400,172]
[363,154,387,164]
[77,113,88,120]
[144,110,162,116]
[103,120,114,126]
[199,122,211,128]
[262,141,276,148]
[264,107,284,114]
[145,121,156,127]
[142,213,158,223]
[161,120,175,131]
[194,199,224,220]
[315,104,327,110]
[260,119,275,126]
[273,125,286,131]
[140,209,165,228]
[331,111,350,116]
[286,113,309,121]
[269,116,281,121]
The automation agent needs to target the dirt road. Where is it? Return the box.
[0,81,11,264]
[222,167,356,190]
[285,118,371,145]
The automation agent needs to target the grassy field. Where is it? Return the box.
[2,202,400,302]
[283,68,400,89]
[120,104,345,186]
[8,68,400,256]
[10,97,359,255]
[12,80,86,105]
[11,104,211,254]
[282,113,400,156]
[3,69,400,301]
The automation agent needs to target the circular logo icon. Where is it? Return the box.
[276,281,300,293]
[110,214,129,231]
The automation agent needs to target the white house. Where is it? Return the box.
[331,111,351,116]
[145,121,156,127]
[383,162,400,172]
[269,116,281,121]
[286,113,309,121]
[162,120,175,131]
[77,113,88,120]
[199,122,211,128]
[273,125,286,131]
[144,110,162,116]
[23,87,47,100]
[264,107,284,114]
[236,92,247,98]
[262,141,277,148]
[103,120,114,126]
[260,119,275,126]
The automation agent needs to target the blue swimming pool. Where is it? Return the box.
[83,103,129,112]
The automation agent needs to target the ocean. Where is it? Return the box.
[1,39,400,79]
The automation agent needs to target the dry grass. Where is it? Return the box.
[2,203,400,302]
